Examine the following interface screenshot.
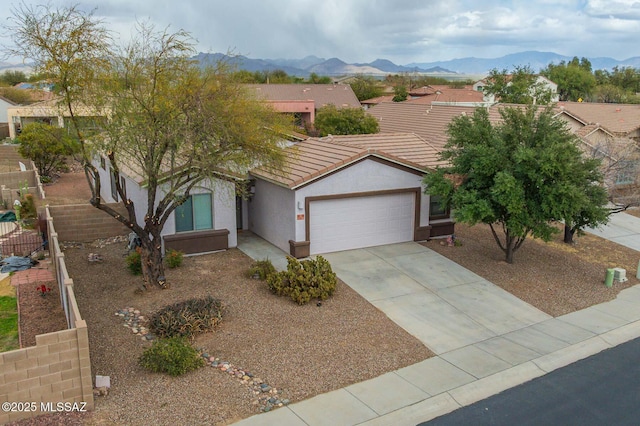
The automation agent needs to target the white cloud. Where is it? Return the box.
[1,0,639,64]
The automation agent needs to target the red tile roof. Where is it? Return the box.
[244,84,361,109]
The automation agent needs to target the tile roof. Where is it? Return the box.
[367,103,477,149]
[251,133,440,189]
[361,95,395,105]
[320,133,447,169]
[555,102,640,135]
[244,84,361,109]
[407,88,484,105]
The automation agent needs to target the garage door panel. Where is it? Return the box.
[309,193,415,255]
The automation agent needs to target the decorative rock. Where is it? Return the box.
[114,306,288,413]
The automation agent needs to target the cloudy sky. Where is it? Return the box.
[2,0,640,65]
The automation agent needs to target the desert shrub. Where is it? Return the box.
[125,249,142,275]
[17,122,80,178]
[148,296,224,338]
[138,337,204,376]
[165,249,184,268]
[248,259,276,280]
[19,193,37,219]
[266,256,337,305]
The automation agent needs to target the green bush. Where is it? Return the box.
[248,259,276,280]
[266,256,337,305]
[165,249,184,268]
[125,249,142,275]
[139,337,204,376]
[148,296,224,338]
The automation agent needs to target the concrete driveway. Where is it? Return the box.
[322,242,551,355]
[236,234,640,426]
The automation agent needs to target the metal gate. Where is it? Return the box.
[0,223,44,257]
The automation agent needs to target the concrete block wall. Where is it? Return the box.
[0,145,29,170]
[0,170,37,189]
[0,324,94,424]
[47,203,130,242]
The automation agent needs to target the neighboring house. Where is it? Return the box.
[407,85,485,106]
[361,86,486,109]
[6,98,102,139]
[0,96,17,139]
[244,83,361,127]
[474,75,559,103]
[360,94,395,109]
[249,133,453,258]
[554,102,640,190]
[366,102,477,149]
[554,102,640,140]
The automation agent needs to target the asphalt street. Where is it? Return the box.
[420,337,640,426]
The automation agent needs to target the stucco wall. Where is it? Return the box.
[293,159,429,242]
[95,158,238,249]
[250,159,430,250]
[248,178,294,253]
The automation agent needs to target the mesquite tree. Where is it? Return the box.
[7,5,289,289]
[424,105,609,263]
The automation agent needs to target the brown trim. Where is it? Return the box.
[415,225,432,241]
[429,220,455,238]
[293,155,425,190]
[304,187,423,245]
[288,240,310,258]
[163,229,229,255]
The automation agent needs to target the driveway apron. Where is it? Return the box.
[322,242,552,355]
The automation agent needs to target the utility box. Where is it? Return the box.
[613,268,628,283]
[605,269,615,288]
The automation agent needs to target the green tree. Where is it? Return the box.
[8,5,290,289]
[0,86,33,104]
[483,65,553,104]
[541,57,596,101]
[0,70,28,86]
[307,72,332,84]
[17,122,79,178]
[392,85,408,102]
[423,106,608,263]
[231,69,259,83]
[349,74,384,101]
[313,105,379,136]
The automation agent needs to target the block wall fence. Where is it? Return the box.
[0,206,95,424]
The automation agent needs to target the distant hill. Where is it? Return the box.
[193,53,456,77]
[407,51,640,74]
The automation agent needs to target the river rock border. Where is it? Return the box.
[116,307,289,412]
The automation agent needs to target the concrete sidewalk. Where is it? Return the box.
[586,211,640,252]
[235,233,640,426]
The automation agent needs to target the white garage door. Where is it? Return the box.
[309,192,415,255]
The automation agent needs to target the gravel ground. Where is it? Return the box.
[12,238,432,426]
[424,222,640,317]
[10,172,640,425]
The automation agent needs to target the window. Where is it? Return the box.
[175,193,213,232]
[615,161,637,185]
[100,157,106,170]
[429,195,449,219]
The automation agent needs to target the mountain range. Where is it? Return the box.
[194,51,640,77]
[4,50,640,78]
